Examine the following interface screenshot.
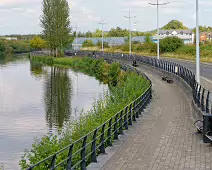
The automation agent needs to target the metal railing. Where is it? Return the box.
[75,50,211,115]
[27,60,152,170]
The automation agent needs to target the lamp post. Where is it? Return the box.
[196,0,200,83]
[124,8,135,57]
[98,16,106,55]
[149,0,169,60]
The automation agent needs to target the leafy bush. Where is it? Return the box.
[82,40,94,47]
[0,41,5,52]
[96,40,110,48]
[160,36,184,53]
[175,45,196,55]
[134,43,157,53]
[144,35,152,44]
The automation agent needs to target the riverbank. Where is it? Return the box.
[82,46,212,63]
[20,56,151,169]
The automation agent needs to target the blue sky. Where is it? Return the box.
[0,0,212,35]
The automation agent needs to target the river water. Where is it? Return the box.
[0,54,108,169]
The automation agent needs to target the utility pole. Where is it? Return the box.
[196,0,200,83]
[149,0,170,60]
[98,16,106,55]
[124,8,135,56]
[72,24,79,51]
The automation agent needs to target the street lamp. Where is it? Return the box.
[196,0,200,83]
[149,0,169,60]
[98,16,106,55]
[124,8,136,57]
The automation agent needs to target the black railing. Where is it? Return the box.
[74,50,211,115]
[27,61,152,170]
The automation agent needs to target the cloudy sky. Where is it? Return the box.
[0,0,212,35]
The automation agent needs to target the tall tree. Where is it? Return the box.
[40,0,71,57]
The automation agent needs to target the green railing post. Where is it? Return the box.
[100,124,106,154]
[91,129,98,163]
[132,102,136,121]
[107,119,113,146]
[129,104,133,125]
[66,144,74,170]
[81,136,87,170]
[50,154,56,170]
[135,100,139,118]
[119,111,124,135]
[114,115,119,140]
[124,106,129,130]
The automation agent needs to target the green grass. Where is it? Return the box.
[20,56,150,169]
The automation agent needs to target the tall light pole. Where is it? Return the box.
[196,0,200,83]
[98,16,106,55]
[124,8,135,56]
[149,1,170,60]
[72,24,79,51]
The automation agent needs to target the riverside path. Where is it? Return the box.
[91,61,212,170]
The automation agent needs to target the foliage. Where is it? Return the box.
[40,0,71,57]
[96,40,110,48]
[1,40,30,53]
[161,20,188,30]
[144,35,152,44]
[193,26,212,33]
[30,36,47,50]
[107,27,129,37]
[20,56,150,169]
[92,29,102,37]
[175,45,196,56]
[82,40,94,47]
[0,41,5,53]
[75,28,153,38]
[160,36,184,53]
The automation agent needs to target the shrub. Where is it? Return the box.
[0,41,5,53]
[175,45,196,55]
[160,36,184,53]
[134,43,157,53]
[144,35,152,44]
[96,40,110,48]
[82,40,94,47]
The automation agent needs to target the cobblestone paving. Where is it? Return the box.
[100,65,212,170]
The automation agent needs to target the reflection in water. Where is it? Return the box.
[44,67,71,131]
[30,61,43,78]
[0,56,107,169]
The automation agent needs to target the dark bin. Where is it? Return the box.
[203,113,212,143]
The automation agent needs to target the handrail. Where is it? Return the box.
[76,50,211,114]
[26,58,152,170]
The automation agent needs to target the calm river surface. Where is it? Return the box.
[0,54,108,169]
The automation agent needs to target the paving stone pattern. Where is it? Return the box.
[100,65,212,170]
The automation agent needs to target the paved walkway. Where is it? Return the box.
[100,63,212,170]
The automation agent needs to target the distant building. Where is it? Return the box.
[1,37,18,40]
[72,36,146,50]
[152,30,194,44]
[200,32,212,43]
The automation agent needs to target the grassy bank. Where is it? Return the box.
[82,44,212,63]
[20,56,150,169]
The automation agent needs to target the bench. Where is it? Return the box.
[194,120,203,133]
[161,76,173,84]
[206,131,212,144]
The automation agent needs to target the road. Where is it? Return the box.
[162,57,212,82]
